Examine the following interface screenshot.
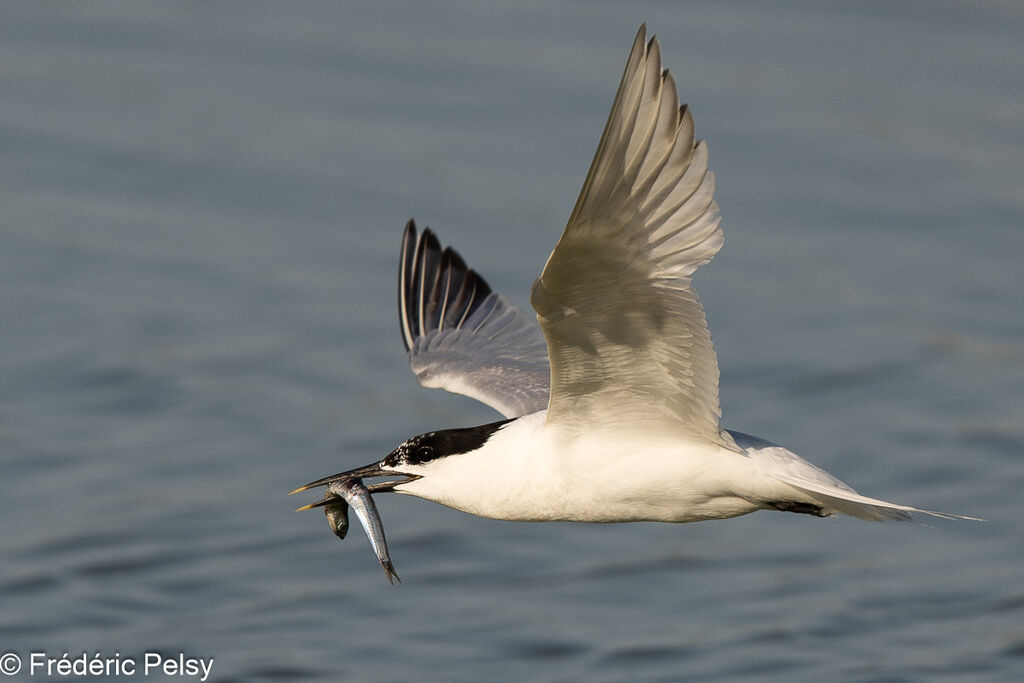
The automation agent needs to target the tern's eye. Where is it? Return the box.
[417,445,435,460]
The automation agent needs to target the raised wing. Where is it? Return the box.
[399,220,549,418]
[530,26,737,449]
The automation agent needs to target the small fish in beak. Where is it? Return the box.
[295,477,401,584]
[331,478,400,584]
[322,498,349,540]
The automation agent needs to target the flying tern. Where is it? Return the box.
[293,25,973,577]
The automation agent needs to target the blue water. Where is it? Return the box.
[2,2,1022,681]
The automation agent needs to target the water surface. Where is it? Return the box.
[2,2,1022,681]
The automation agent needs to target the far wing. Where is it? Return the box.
[399,220,549,418]
[530,26,737,449]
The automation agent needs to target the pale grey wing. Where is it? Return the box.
[530,26,737,449]
[399,221,550,418]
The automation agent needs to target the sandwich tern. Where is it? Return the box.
[293,25,974,578]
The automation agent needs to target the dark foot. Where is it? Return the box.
[768,501,828,517]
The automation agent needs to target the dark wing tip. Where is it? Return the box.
[397,224,496,352]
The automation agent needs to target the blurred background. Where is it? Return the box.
[1,2,1021,681]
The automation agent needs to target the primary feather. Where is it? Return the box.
[399,220,549,418]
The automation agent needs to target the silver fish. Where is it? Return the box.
[328,478,400,584]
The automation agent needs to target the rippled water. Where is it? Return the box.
[2,2,1022,681]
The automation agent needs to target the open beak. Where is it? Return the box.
[290,462,420,509]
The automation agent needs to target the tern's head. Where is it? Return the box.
[291,417,514,503]
[381,418,513,469]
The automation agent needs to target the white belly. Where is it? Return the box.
[392,413,799,523]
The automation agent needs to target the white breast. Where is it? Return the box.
[392,412,801,523]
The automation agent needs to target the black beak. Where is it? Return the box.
[290,462,420,507]
[290,463,388,495]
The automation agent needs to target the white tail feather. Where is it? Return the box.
[727,430,982,523]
